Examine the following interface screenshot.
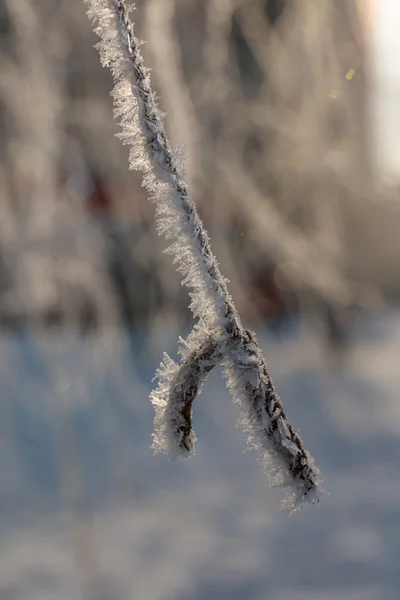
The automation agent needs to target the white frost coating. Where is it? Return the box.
[83,0,321,513]
[150,325,224,457]
[85,0,231,332]
[150,352,188,458]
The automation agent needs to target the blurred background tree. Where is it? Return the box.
[0,0,397,341]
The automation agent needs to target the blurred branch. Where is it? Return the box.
[219,157,356,306]
[3,0,62,231]
[144,0,201,189]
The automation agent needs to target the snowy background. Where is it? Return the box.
[1,1,400,599]
[1,311,400,600]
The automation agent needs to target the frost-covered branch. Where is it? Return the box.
[84,0,321,511]
[151,326,223,455]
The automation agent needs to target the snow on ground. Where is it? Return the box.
[0,311,400,599]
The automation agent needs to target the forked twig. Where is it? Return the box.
[151,326,223,455]
[84,0,321,512]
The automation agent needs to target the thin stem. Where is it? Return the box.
[112,0,242,335]
[85,0,321,511]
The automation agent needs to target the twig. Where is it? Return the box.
[151,326,223,455]
[84,0,321,512]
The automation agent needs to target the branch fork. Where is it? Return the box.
[84,0,321,512]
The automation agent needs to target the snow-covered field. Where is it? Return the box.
[1,312,400,600]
